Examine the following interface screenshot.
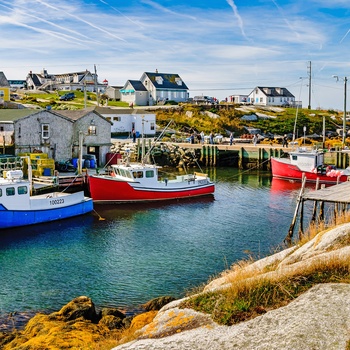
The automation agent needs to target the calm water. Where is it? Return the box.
[0,168,310,325]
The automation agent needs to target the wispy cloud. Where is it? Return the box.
[31,0,127,42]
[271,0,300,39]
[141,0,197,20]
[226,0,248,40]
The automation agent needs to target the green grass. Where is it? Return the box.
[18,90,129,110]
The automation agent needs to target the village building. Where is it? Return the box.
[247,87,296,107]
[26,68,106,93]
[0,72,11,105]
[95,107,156,137]
[120,71,189,106]
[104,85,123,101]
[0,108,112,167]
[228,94,248,104]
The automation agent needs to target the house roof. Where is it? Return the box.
[121,80,148,92]
[0,72,10,87]
[0,109,38,122]
[256,87,294,98]
[143,72,189,90]
[54,108,113,124]
[27,73,42,87]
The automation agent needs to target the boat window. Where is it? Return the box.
[18,186,28,195]
[292,155,298,160]
[6,187,15,196]
[133,171,143,178]
[145,170,154,178]
[0,189,2,197]
[125,171,133,179]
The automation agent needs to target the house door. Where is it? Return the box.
[87,146,99,167]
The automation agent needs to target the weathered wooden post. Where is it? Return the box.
[238,147,243,169]
[285,175,306,245]
[311,178,320,223]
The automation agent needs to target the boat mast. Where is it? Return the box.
[141,115,145,165]
[292,78,304,148]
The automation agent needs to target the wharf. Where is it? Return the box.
[302,181,350,203]
[286,179,350,244]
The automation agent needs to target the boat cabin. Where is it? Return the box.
[0,170,31,210]
[289,148,324,172]
[111,163,159,182]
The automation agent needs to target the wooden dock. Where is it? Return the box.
[286,179,350,244]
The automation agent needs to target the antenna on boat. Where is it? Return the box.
[142,119,174,164]
[24,156,33,195]
[292,77,304,150]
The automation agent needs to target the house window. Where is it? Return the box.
[88,125,96,135]
[260,98,263,103]
[150,122,155,131]
[42,124,50,139]
[155,76,163,84]
[175,78,182,86]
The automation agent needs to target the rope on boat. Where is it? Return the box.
[93,209,105,221]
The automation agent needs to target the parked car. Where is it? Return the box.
[59,93,75,101]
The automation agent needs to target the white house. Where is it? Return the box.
[228,95,248,104]
[94,107,156,137]
[247,87,296,107]
[120,71,189,106]
[120,80,149,106]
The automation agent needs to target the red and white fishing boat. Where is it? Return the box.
[87,152,215,203]
[271,147,350,184]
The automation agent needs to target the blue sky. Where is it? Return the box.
[1,0,350,110]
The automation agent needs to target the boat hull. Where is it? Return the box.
[271,157,350,184]
[88,175,215,203]
[0,198,93,229]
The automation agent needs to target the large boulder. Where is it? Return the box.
[58,296,99,323]
[113,284,350,350]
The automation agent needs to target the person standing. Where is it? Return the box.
[132,128,136,143]
[230,132,234,146]
[200,131,205,144]
[253,134,258,146]
[209,132,214,145]
[283,134,288,147]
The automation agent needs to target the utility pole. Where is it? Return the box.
[94,64,100,107]
[307,61,312,109]
[333,75,348,147]
[344,77,347,147]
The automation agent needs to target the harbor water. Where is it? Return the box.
[0,167,311,329]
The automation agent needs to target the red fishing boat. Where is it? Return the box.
[271,147,350,184]
[87,154,215,203]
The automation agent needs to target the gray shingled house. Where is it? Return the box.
[0,108,112,166]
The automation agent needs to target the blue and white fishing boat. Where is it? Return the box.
[0,169,93,229]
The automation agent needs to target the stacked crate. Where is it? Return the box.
[0,156,23,177]
[19,153,55,177]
